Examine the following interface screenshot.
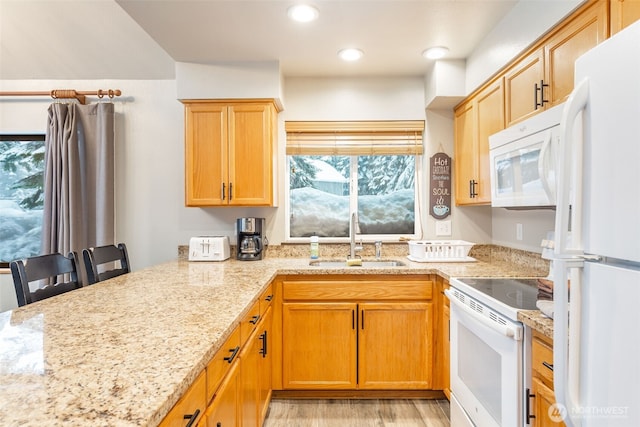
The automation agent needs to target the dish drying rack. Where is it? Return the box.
[407,240,476,263]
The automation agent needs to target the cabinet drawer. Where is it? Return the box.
[283,279,433,301]
[206,326,241,402]
[240,300,261,345]
[532,335,554,384]
[160,370,206,427]
[259,283,274,315]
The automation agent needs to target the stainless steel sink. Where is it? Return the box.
[309,260,406,268]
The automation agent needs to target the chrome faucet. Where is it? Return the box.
[350,212,363,259]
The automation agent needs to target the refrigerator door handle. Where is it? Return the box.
[553,258,584,427]
[556,78,589,257]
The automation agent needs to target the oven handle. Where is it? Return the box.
[445,289,521,340]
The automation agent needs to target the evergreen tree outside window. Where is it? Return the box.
[0,135,45,267]
[285,121,423,240]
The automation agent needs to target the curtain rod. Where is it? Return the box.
[0,89,122,104]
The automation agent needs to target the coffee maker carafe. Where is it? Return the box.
[236,217,266,261]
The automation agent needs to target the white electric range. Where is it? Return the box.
[446,277,540,427]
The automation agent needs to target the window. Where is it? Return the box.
[286,121,423,240]
[0,135,45,267]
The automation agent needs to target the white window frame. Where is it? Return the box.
[284,153,424,243]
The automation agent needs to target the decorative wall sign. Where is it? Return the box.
[429,152,451,219]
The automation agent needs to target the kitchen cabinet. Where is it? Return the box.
[454,79,504,205]
[204,361,239,427]
[165,284,274,427]
[610,0,640,34]
[280,276,433,390]
[527,330,566,426]
[504,0,608,126]
[182,99,280,207]
[158,370,206,427]
[239,291,273,427]
[434,276,450,399]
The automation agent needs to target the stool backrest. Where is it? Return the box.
[10,252,82,307]
[83,243,130,285]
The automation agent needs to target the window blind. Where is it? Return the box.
[285,120,424,155]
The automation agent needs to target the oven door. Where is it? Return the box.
[446,289,524,427]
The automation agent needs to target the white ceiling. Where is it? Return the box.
[0,0,521,80]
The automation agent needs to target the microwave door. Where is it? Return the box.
[490,128,557,207]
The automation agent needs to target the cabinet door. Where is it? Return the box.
[475,80,504,204]
[227,103,274,206]
[504,49,544,127]
[205,361,239,427]
[282,302,357,389]
[159,371,207,427]
[257,308,272,424]
[532,377,566,426]
[184,103,228,206]
[454,100,477,205]
[611,0,640,34]
[545,0,608,107]
[358,302,432,389]
[239,328,260,427]
[442,302,450,398]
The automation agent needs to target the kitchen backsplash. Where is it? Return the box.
[178,242,549,273]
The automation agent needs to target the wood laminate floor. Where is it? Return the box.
[264,399,451,427]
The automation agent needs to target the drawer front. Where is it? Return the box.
[206,326,241,402]
[532,337,554,384]
[160,370,206,427]
[259,283,274,315]
[240,300,261,345]
[283,279,433,301]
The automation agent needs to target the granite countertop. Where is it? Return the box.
[0,253,549,426]
[519,310,554,339]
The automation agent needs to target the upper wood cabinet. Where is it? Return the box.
[610,0,640,34]
[454,79,504,205]
[182,99,280,207]
[504,0,608,127]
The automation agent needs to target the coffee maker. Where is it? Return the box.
[236,217,266,261]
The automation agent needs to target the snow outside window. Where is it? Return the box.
[0,136,45,266]
[287,154,417,239]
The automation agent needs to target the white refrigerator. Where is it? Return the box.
[551,20,640,427]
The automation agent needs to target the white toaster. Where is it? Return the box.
[188,236,231,261]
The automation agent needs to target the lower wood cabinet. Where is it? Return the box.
[280,275,433,391]
[434,276,450,399]
[158,370,207,427]
[528,330,566,426]
[162,283,274,427]
[240,306,272,427]
[204,361,239,427]
[358,302,432,389]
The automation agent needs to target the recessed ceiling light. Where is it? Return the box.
[422,46,449,60]
[287,4,319,22]
[338,48,364,62]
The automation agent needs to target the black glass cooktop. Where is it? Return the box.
[453,277,540,311]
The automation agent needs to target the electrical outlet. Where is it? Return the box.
[516,223,523,241]
[436,220,452,236]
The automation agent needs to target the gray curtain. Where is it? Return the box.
[41,102,115,256]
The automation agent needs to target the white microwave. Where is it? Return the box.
[489,103,565,208]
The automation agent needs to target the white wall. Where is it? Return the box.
[0,80,186,270]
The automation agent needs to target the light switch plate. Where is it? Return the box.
[435,220,452,236]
